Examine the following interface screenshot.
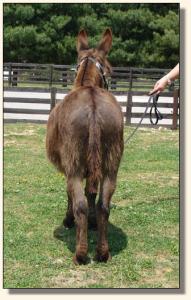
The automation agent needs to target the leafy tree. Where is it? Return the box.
[3,3,179,68]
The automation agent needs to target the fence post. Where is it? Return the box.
[172,89,179,130]
[126,68,133,125]
[12,70,18,87]
[50,87,56,111]
[49,65,53,88]
[62,66,67,87]
[8,63,12,87]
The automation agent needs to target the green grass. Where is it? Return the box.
[3,124,179,288]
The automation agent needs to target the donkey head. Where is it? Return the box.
[75,29,113,88]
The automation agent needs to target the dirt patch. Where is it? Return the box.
[4,140,17,146]
[136,173,179,186]
[51,268,105,288]
[137,251,178,288]
[4,129,36,137]
[4,129,37,146]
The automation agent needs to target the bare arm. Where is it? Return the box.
[149,63,179,95]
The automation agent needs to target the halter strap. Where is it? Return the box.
[76,56,108,89]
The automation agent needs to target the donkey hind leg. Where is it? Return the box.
[67,177,88,265]
[95,175,117,262]
[63,192,75,229]
[85,180,98,230]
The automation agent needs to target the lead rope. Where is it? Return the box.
[149,93,163,125]
[124,93,162,145]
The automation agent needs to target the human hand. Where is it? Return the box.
[149,76,168,95]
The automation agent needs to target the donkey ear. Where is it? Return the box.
[97,28,112,55]
[77,29,89,52]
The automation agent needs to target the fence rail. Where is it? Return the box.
[3,63,179,129]
[3,62,179,91]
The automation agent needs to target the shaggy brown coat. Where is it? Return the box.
[46,29,124,264]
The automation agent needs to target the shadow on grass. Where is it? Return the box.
[53,221,128,258]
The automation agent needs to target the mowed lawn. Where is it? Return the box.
[3,123,179,288]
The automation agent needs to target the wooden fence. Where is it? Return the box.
[3,63,179,128]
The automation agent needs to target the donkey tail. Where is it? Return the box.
[87,115,102,193]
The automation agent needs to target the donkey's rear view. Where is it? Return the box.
[46,29,124,264]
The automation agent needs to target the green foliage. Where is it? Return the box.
[3,3,179,67]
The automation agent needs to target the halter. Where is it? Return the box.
[76,56,109,89]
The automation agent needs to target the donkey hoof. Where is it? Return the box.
[73,254,88,265]
[63,217,75,229]
[94,251,111,263]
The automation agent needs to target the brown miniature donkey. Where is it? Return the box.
[46,29,124,264]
